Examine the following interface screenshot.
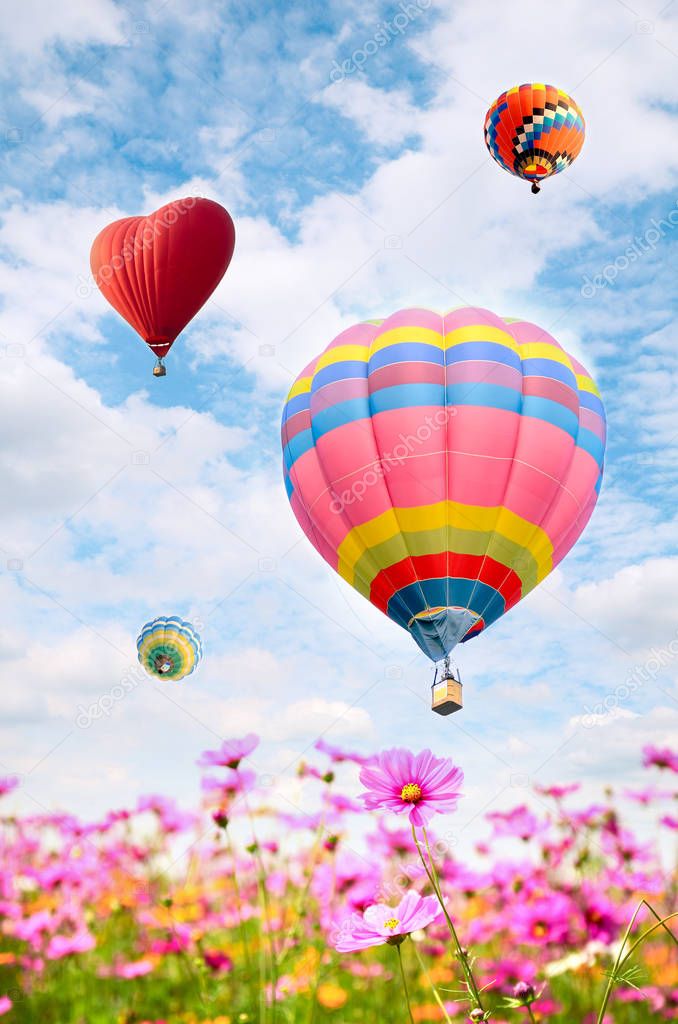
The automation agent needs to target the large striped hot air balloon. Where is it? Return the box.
[137,616,203,682]
[484,83,585,193]
[281,308,605,714]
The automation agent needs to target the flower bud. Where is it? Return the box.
[513,981,536,1004]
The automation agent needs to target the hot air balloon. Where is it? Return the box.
[137,616,203,681]
[91,197,235,376]
[281,308,605,715]
[484,84,585,194]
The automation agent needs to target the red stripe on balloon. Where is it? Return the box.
[369,552,523,614]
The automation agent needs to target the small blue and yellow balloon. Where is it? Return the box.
[137,616,203,681]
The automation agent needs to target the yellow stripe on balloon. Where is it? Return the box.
[336,501,553,585]
[138,630,195,666]
[286,376,313,401]
[576,374,601,398]
[368,325,444,355]
[445,324,519,352]
[367,323,521,357]
[518,342,575,371]
[314,344,370,372]
[335,507,405,574]
[163,632,196,662]
[346,523,542,598]
[138,635,160,660]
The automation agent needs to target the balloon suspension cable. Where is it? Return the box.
[531,182,541,195]
[153,357,167,378]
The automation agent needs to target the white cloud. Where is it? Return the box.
[276,698,374,741]
[0,0,125,56]
[571,557,678,647]
[320,78,421,146]
[0,0,675,835]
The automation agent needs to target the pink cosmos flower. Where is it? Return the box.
[508,891,573,945]
[535,782,580,800]
[371,821,419,858]
[315,738,373,766]
[203,949,234,973]
[113,957,156,979]
[0,998,11,1016]
[579,885,624,943]
[201,769,257,800]
[298,760,330,781]
[358,748,463,827]
[198,734,259,769]
[46,929,96,960]
[624,787,674,805]
[313,849,381,929]
[0,776,19,798]
[486,805,547,842]
[324,792,363,815]
[136,796,195,833]
[642,744,678,773]
[334,891,441,952]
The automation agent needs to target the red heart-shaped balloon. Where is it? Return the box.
[90,197,235,362]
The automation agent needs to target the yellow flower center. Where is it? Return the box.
[384,917,400,931]
[400,782,422,804]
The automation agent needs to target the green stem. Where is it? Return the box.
[527,1006,537,1024]
[596,898,644,1024]
[278,812,327,968]
[165,902,206,1007]
[596,901,678,1024]
[412,941,453,1024]
[631,901,678,951]
[617,910,678,964]
[245,798,278,1024]
[412,824,485,1015]
[396,943,416,1024]
[225,829,254,981]
[256,872,276,1024]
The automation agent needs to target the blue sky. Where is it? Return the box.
[0,0,677,850]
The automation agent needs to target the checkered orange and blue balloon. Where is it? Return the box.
[484,84,585,193]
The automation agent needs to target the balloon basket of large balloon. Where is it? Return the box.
[531,183,541,195]
[153,358,167,378]
[431,671,463,716]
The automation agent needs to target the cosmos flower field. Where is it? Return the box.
[0,739,676,1024]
